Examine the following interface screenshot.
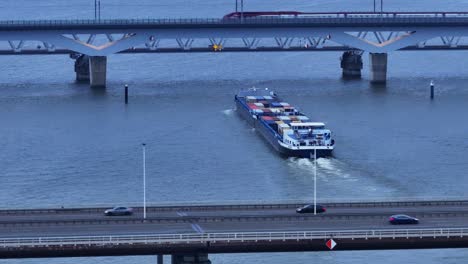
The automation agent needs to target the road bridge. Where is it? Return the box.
[2,12,468,86]
[1,200,468,262]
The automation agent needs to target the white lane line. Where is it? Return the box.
[191,224,205,233]
[176,211,188,217]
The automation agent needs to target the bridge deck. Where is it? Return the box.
[2,12,468,55]
[1,200,468,258]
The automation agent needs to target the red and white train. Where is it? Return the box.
[222,11,468,19]
[223,11,306,19]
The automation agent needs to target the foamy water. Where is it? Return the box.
[221,108,235,116]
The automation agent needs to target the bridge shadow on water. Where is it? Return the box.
[369,82,388,93]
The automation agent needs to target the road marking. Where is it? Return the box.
[176,211,188,217]
[191,224,204,233]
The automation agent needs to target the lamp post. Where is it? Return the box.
[98,0,101,21]
[373,0,384,13]
[142,143,147,220]
[314,148,317,215]
[240,0,244,22]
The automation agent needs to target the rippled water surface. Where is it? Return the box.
[1,0,468,263]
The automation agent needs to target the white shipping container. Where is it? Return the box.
[246,96,256,103]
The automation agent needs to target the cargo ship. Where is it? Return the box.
[235,88,334,158]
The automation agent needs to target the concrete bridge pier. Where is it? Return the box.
[171,253,211,264]
[73,54,90,82]
[340,51,363,78]
[89,56,107,88]
[369,53,388,83]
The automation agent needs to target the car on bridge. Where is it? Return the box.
[104,207,133,216]
[296,204,326,214]
[389,214,419,225]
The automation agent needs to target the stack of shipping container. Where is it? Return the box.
[245,95,311,135]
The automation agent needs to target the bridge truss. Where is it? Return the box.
[2,14,468,55]
[2,32,468,55]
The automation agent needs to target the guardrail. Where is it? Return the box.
[1,228,466,248]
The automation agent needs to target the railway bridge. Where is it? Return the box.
[1,199,468,263]
[2,12,468,86]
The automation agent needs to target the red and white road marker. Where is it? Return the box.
[326,239,337,250]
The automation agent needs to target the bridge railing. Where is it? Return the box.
[1,228,467,248]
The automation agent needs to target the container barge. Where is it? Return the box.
[235,88,334,158]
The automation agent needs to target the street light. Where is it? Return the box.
[142,143,147,220]
[313,148,317,215]
[310,149,318,215]
[98,0,101,21]
[373,0,384,13]
[241,0,244,22]
[94,0,102,20]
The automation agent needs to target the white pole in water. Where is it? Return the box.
[430,80,435,99]
[142,143,147,220]
[314,148,317,215]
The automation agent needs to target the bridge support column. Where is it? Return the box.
[158,255,164,264]
[89,56,107,88]
[340,51,363,79]
[369,53,387,83]
[171,253,211,264]
[73,54,90,82]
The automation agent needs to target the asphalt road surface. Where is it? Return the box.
[1,202,467,238]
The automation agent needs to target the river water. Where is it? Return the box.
[0,0,468,263]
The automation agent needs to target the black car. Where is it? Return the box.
[104,207,133,216]
[389,214,419,224]
[296,204,326,214]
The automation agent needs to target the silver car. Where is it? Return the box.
[104,206,133,216]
